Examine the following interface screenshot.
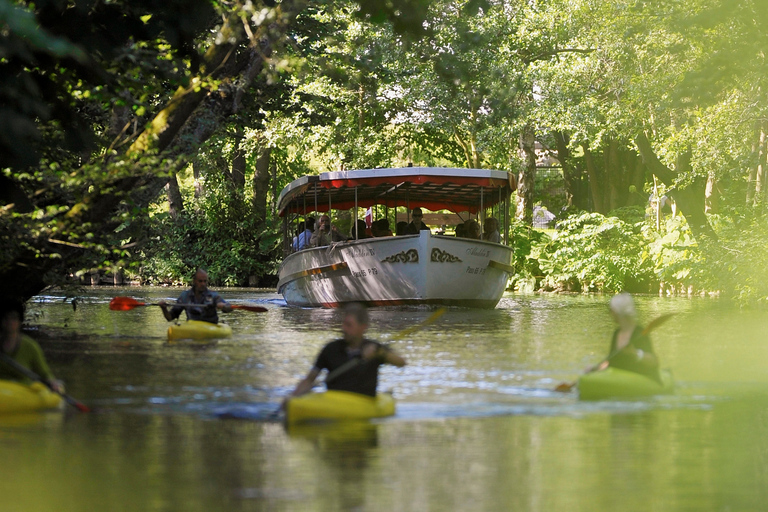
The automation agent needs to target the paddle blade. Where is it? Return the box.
[65,396,91,413]
[109,297,145,311]
[231,305,268,313]
[641,312,676,335]
[393,307,447,338]
[554,382,576,393]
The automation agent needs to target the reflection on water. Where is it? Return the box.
[1,288,767,511]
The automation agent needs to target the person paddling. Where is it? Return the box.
[0,298,63,393]
[590,292,661,382]
[159,268,232,324]
[285,303,406,402]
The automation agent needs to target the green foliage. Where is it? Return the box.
[135,194,281,287]
[507,221,548,293]
[700,209,768,306]
[534,212,654,293]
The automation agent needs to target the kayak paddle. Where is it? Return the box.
[0,352,91,413]
[325,307,447,385]
[109,296,267,312]
[553,312,676,393]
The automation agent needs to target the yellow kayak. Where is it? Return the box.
[578,367,674,400]
[0,381,62,414]
[167,320,232,340]
[285,390,395,424]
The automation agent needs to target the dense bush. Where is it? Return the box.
[132,187,281,287]
[532,212,655,293]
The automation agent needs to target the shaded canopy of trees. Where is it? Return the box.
[2,0,767,300]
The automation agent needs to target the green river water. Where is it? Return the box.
[2,288,768,511]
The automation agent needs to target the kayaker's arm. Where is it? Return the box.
[289,367,321,398]
[215,299,233,314]
[362,343,406,367]
[157,301,176,322]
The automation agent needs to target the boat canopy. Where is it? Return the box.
[277,167,516,217]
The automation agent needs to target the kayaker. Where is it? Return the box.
[158,268,232,324]
[286,303,406,401]
[0,298,62,392]
[591,292,661,382]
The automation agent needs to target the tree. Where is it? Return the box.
[1,0,432,299]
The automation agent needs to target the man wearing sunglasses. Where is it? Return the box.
[404,207,430,235]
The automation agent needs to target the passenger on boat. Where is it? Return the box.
[371,218,393,237]
[405,208,430,234]
[455,222,466,238]
[351,219,371,240]
[464,219,481,239]
[309,214,348,247]
[0,298,62,392]
[159,268,232,324]
[590,293,661,382]
[395,221,408,236]
[286,303,406,399]
[482,217,501,243]
[293,217,315,251]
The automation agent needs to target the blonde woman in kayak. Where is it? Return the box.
[590,293,662,383]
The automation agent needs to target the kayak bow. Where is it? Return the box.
[167,320,233,340]
[285,390,395,424]
[578,367,674,400]
[0,381,63,414]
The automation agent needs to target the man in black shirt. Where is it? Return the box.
[404,208,430,235]
[286,303,406,398]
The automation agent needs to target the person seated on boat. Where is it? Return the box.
[455,222,466,238]
[463,219,481,239]
[590,292,661,383]
[395,221,408,236]
[482,217,501,243]
[158,268,232,324]
[351,219,372,240]
[309,214,348,247]
[371,218,393,237]
[293,217,315,251]
[291,222,304,251]
[0,298,63,392]
[286,303,406,400]
[405,208,430,234]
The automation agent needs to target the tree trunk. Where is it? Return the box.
[705,174,719,213]
[635,132,717,243]
[553,131,574,209]
[757,121,768,203]
[230,127,247,189]
[193,160,204,199]
[582,145,605,214]
[253,143,272,222]
[516,124,536,223]
[166,173,184,219]
[606,139,623,211]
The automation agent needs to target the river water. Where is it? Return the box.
[2,288,768,511]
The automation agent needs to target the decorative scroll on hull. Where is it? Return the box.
[277,231,514,308]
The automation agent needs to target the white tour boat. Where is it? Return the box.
[276,167,517,308]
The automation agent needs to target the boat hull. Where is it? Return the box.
[278,231,514,308]
[578,367,674,400]
[0,381,62,414]
[167,321,232,340]
[285,390,395,424]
